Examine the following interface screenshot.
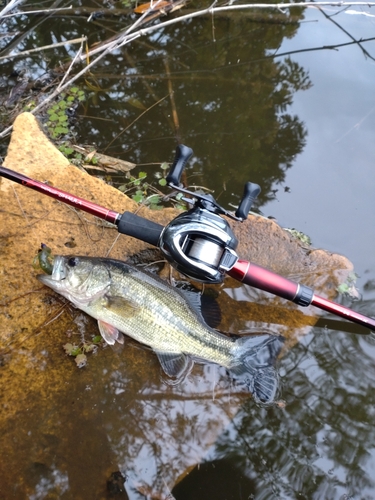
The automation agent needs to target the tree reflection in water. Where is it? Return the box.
[207,329,375,499]
[3,2,373,499]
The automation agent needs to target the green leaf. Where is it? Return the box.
[158,178,167,186]
[160,162,169,170]
[58,145,74,156]
[70,87,79,94]
[49,113,59,122]
[132,193,144,203]
[146,194,160,205]
[138,171,147,179]
[54,126,69,135]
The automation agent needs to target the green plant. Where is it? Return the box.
[117,166,187,211]
[63,335,103,368]
[46,86,85,139]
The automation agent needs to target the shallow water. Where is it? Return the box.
[1,1,375,498]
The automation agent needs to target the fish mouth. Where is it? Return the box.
[37,255,66,288]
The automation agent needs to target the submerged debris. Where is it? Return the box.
[63,337,102,368]
[106,470,127,496]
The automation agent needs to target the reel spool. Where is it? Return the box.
[159,145,261,283]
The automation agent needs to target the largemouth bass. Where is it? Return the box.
[37,256,283,402]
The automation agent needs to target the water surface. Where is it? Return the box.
[1,2,375,499]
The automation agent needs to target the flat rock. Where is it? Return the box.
[0,112,353,498]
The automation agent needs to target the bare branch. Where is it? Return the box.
[0,0,25,19]
[1,5,72,19]
[0,36,87,62]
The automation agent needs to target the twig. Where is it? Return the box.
[82,0,166,59]
[1,5,72,19]
[317,5,375,62]
[0,0,25,19]
[104,94,170,152]
[56,39,86,91]
[0,36,86,62]
[209,1,375,10]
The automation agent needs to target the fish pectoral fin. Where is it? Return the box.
[155,351,193,379]
[103,295,140,317]
[98,320,123,345]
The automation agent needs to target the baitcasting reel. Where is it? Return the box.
[159,145,261,283]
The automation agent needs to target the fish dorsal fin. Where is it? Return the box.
[155,351,193,379]
[102,295,139,317]
[176,284,222,329]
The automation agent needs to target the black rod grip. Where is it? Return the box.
[166,145,193,185]
[235,182,261,220]
[117,211,164,247]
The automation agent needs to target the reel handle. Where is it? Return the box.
[166,144,193,186]
[236,182,261,220]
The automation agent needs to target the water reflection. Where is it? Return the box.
[203,329,375,499]
[1,1,311,210]
[75,9,311,209]
[2,1,375,499]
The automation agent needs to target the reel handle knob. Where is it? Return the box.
[166,144,193,186]
[235,182,261,220]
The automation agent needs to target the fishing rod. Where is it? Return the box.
[1,144,374,332]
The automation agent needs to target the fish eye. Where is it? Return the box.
[67,257,79,267]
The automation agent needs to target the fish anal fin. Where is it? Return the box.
[155,351,193,380]
[98,320,123,345]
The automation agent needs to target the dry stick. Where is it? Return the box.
[56,39,85,92]
[0,0,25,19]
[82,0,166,59]
[0,36,86,62]
[2,5,72,18]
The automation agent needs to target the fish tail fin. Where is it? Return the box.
[230,334,285,404]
